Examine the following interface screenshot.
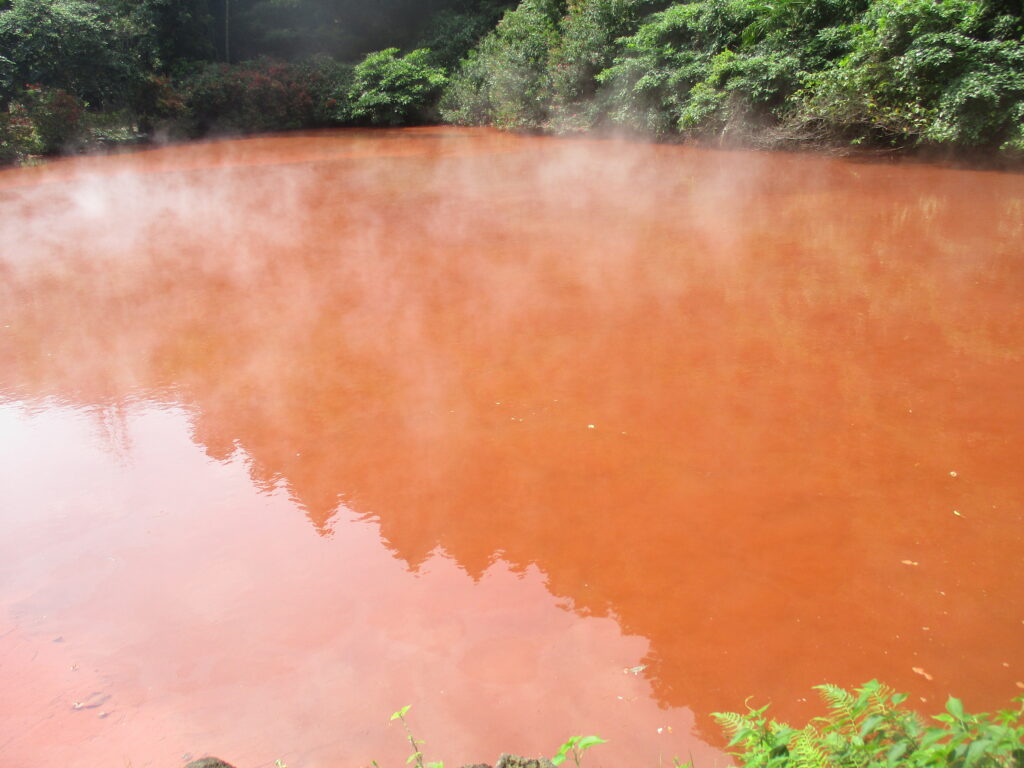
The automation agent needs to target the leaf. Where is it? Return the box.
[553,737,578,765]
[407,752,422,764]
[773,728,797,745]
[391,705,411,721]
[947,698,966,721]
[729,728,756,747]
[576,736,608,751]
[920,728,947,749]
[886,741,908,767]
[963,739,992,768]
[860,714,884,738]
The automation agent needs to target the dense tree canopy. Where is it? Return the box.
[0,0,1021,162]
[444,0,1024,152]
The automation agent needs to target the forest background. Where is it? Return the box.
[1,0,1023,163]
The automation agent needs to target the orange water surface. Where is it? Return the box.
[1,127,1022,768]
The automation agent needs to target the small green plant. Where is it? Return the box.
[551,735,608,767]
[341,48,447,126]
[712,680,1024,768]
[390,705,444,768]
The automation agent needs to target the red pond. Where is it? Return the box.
[0,127,1022,768]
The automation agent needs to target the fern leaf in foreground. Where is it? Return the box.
[716,684,1024,768]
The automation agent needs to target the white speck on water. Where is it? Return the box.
[587,424,595,429]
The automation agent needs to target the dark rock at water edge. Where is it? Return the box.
[458,755,557,768]
[181,752,554,768]
[494,755,557,768]
[186,759,238,768]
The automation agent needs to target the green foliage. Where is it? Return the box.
[442,0,1023,155]
[0,102,35,163]
[1,0,1020,160]
[19,84,85,152]
[551,735,608,767]
[389,705,444,768]
[416,0,517,69]
[713,680,1024,768]
[797,0,1024,150]
[440,0,564,129]
[547,0,663,130]
[182,56,350,134]
[0,0,137,106]
[341,48,447,125]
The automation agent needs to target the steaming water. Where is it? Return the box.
[1,127,1022,768]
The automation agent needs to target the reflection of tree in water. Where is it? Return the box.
[2,136,1023,735]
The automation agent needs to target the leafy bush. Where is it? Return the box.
[0,0,137,107]
[416,0,517,69]
[443,0,1023,156]
[797,0,1024,151]
[183,57,349,134]
[595,1,749,135]
[441,0,563,129]
[340,48,447,126]
[547,0,662,130]
[0,102,35,164]
[20,84,85,153]
[713,680,1024,768]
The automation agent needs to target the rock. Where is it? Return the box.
[185,759,238,768]
[495,755,557,768]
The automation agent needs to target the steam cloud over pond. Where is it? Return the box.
[1,127,1023,767]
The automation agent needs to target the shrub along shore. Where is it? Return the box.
[1,0,1022,165]
[181,683,1024,768]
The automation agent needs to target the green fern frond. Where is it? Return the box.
[865,682,897,717]
[713,711,752,734]
[851,680,896,720]
[815,684,858,733]
[792,726,832,768]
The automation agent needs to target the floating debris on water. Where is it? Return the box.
[912,666,934,681]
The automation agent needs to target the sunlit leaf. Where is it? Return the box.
[947,697,966,721]
[577,736,607,751]
[963,739,992,767]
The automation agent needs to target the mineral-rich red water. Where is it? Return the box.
[1,128,1022,768]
